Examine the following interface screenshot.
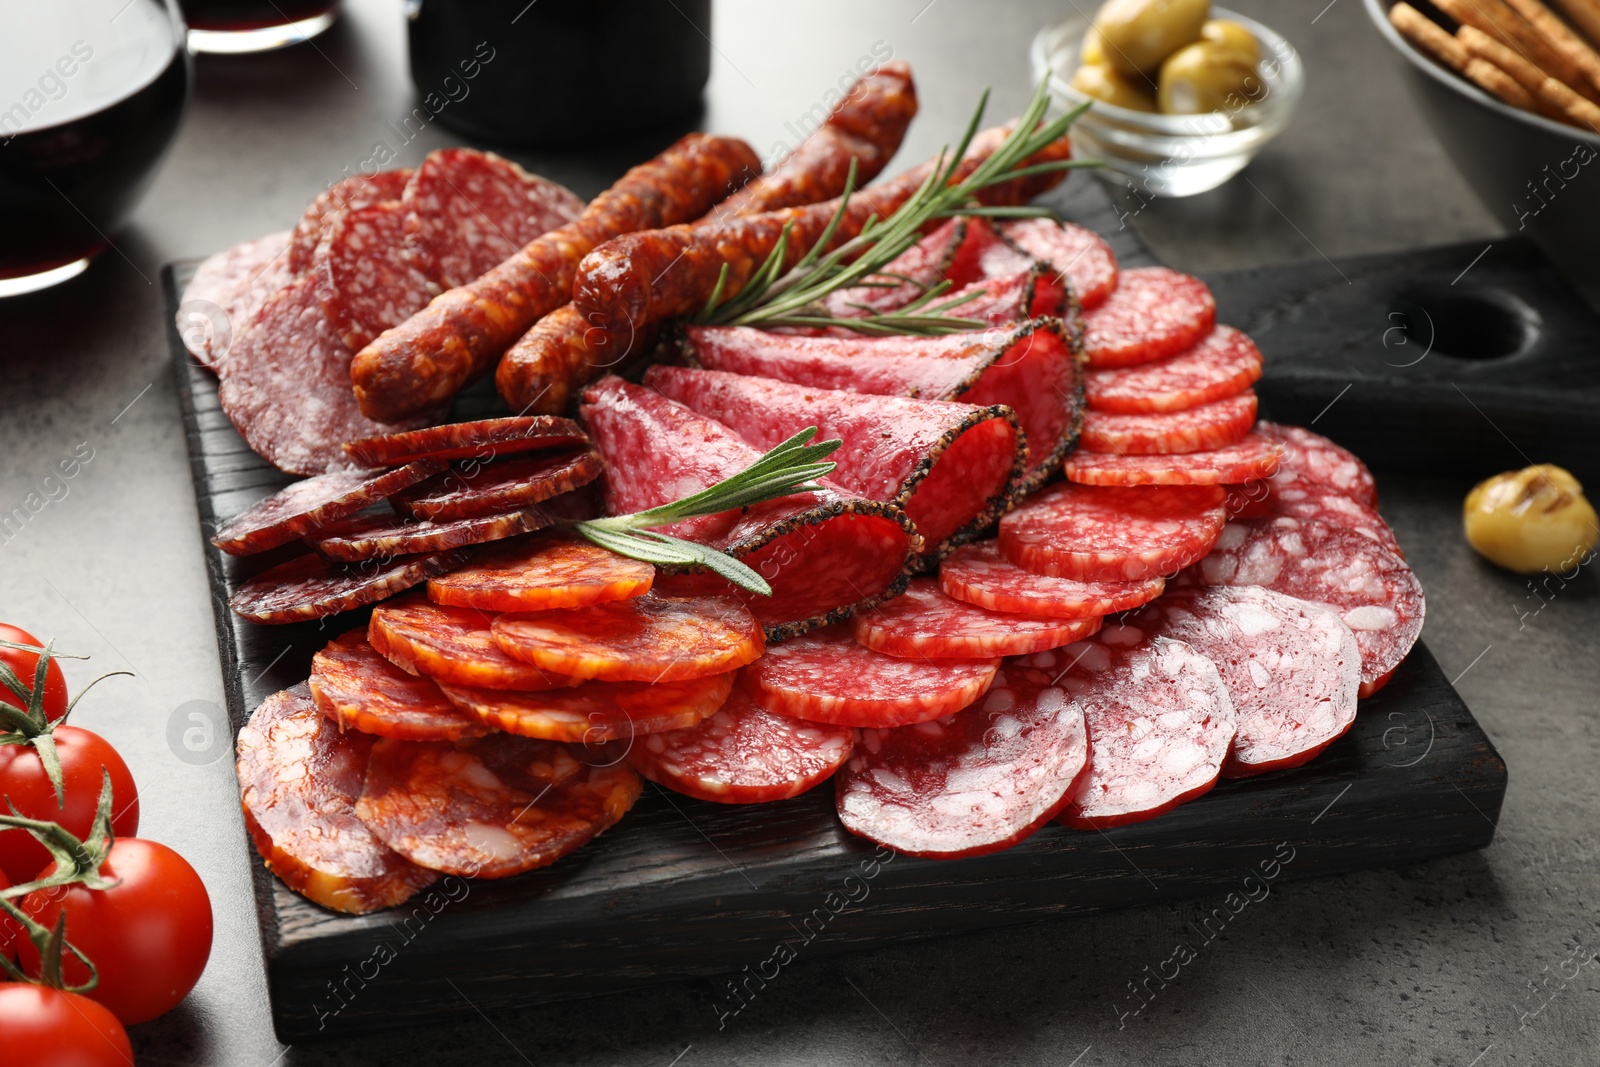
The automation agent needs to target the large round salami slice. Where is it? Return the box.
[491,596,764,683]
[178,229,291,371]
[1178,516,1425,696]
[1085,326,1263,414]
[368,594,579,690]
[229,549,467,624]
[287,169,414,275]
[1064,430,1283,487]
[1240,483,1403,558]
[1127,586,1361,777]
[1053,627,1237,829]
[440,671,733,744]
[940,541,1166,618]
[401,148,584,289]
[309,506,553,562]
[343,415,588,467]
[314,200,438,353]
[427,536,654,612]
[745,625,998,728]
[218,276,436,476]
[211,462,443,557]
[237,685,439,914]
[310,630,485,741]
[392,449,602,522]
[836,658,1090,858]
[1080,392,1257,456]
[355,735,641,879]
[853,578,1102,659]
[998,217,1119,310]
[1081,267,1216,369]
[627,685,855,804]
[1240,422,1380,511]
[1000,482,1228,582]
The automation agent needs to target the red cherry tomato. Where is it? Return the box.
[20,838,212,1025]
[0,983,133,1067]
[0,868,20,963]
[0,624,68,724]
[0,726,139,884]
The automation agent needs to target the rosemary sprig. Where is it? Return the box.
[572,428,841,596]
[696,78,1094,336]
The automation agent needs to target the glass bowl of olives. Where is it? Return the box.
[1030,2,1304,197]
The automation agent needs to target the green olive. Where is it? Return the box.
[1082,26,1107,67]
[1157,40,1260,114]
[1071,62,1159,112]
[1199,19,1260,64]
[1093,0,1211,77]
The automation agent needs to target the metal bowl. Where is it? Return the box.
[1364,0,1600,301]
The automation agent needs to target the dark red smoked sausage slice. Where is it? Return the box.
[1000,482,1228,582]
[1054,626,1236,829]
[343,415,588,467]
[836,657,1090,858]
[940,541,1166,618]
[314,200,438,352]
[392,449,602,522]
[310,630,486,741]
[1085,326,1263,414]
[1079,392,1257,456]
[627,684,855,803]
[229,549,468,624]
[1177,516,1425,697]
[309,506,553,562]
[426,535,654,611]
[354,734,642,878]
[853,578,1102,659]
[1080,267,1216,369]
[211,462,443,556]
[237,685,439,914]
[1064,429,1283,488]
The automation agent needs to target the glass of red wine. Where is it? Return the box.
[179,0,339,54]
[1,0,190,297]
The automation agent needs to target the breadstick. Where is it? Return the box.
[1464,55,1543,107]
[1393,2,1473,66]
[1548,0,1600,51]
[1434,0,1595,94]
[1460,23,1600,121]
[1502,0,1600,95]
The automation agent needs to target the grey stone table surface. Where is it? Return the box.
[2,0,1594,1064]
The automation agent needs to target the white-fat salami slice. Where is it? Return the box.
[313,200,438,352]
[178,229,292,371]
[940,541,1166,618]
[1000,482,1229,582]
[1239,422,1379,512]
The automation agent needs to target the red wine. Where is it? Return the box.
[179,0,337,33]
[0,2,189,284]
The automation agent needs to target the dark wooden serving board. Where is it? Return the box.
[168,176,1515,1043]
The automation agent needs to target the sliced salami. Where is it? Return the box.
[627,685,855,804]
[1239,422,1380,512]
[440,671,734,744]
[1064,430,1283,487]
[745,625,998,728]
[1080,392,1257,455]
[427,536,654,612]
[997,217,1119,309]
[355,735,641,879]
[368,594,580,691]
[237,685,439,914]
[343,415,588,467]
[229,549,467,624]
[218,276,434,476]
[313,200,438,352]
[309,506,552,562]
[1179,516,1425,696]
[1085,325,1263,414]
[1081,267,1216,369]
[178,229,292,370]
[941,541,1166,618]
[310,630,485,741]
[491,595,764,683]
[645,364,1022,558]
[1053,627,1236,829]
[581,377,916,636]
[1240,483,1403,558]
[1000,482,1228,582]
[401,148,584,289]
[853,578,1102,659]
[287,169,414,276]
[935,265,1068,326]
[822,217,970,317]
[211,462,443,556]
[836,658,1090,858]
[1127,586,1361,777]
[392,449,602,522]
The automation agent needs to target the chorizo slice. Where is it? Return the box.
[1081,267,1216,369]
[438,671,734,744]
[852,578,1102,659]
[354,734,642,879]
[343,415,588,467]
[310,630,486,741]
[940,541,1166,619]
[309,506,552,562]
[392,449,602,522]
[211,461,443,556]
[999,482,1228,583]
[491,595,764,683]
[229,549,468,624]
[237,685,439,914]
[427,535,654,612]
[368,593,579,691]
[1063,430,1284,488]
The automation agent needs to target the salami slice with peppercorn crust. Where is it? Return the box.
[626,685,855,804]
[229,548,469,624]
[1081,267,1217,368]
[940,541,1167,618]
[1054,626,1237,829]
[1000,482,1228,582]
[368,594,581,691]
[1080,392,1258,455]
[309,630,485,742]
[1085,326,1263,414]
[439,671,734,744]
[1125,586,1361,777]
[237,685,439,915]
[680,317,1083,493]
[835,657,1090,858]
[392,449,602,522]
[210,461,443,556]
[354,735,642,879]
[427,536,654,612]
[853,578,1103,659]
[1064,430,1283,488]
[645,364,1023,561]
[580,376,917,638]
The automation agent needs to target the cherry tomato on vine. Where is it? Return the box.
[0,624,68,723]
[0,868,21,963]
[0,983,133,1067]
[20,837,212,1025]
[0,726,139,885]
